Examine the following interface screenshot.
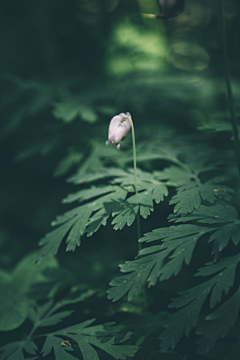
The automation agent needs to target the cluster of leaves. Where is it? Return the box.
[0,255,137,360]
[0,305,137,360]
[26,130,238,359]
[36,136,233,265]
[2,0,240,359]
[36,166,169,263]
[2,112,238,360]
[108,203,240,353]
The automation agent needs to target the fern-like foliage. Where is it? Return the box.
[160,254,240,354]
[108,204,239,301]
[156,167,233,215]
[0,253,58,331]
[0,292,137,360]
[36,135,233,265]
[108,203,240,354]
[36,167,169,263]
[32,131,236,356]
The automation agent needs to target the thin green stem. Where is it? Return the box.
[26,323,38,341]
[127,114,142,250]
[127,113,147,308]
[128,115,138,193]
[218,0,240,174]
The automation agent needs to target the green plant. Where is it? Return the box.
[1,1,240,360]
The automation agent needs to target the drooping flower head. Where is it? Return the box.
[105,112,132,149]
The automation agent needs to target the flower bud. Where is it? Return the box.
[157,0,185,19]
[105,112,131,149]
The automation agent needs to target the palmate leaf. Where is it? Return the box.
[108,204,240,302]
[36,168,168,263]
[154,157,233,214]
[171,203,239,224]
[160,254,240,353]
[42,319,137,360]
[154,165,195,187]
[66,142,128,186]
[37,138,231,263]
[41,335,76,360]
[52,99,98,123]
[36,185,127,262]
[68,166,128,185]
[27,290,95,329]
[169,177,234,215]
[172,204,240,260]
[107,224,213,302]
[0,341,38,360]
[1,290,137,360]
[121,313,173,360]
[196,285,240,354]
[0,343,22,360]
[112,181,168,230]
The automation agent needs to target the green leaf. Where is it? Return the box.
[63,185,119,204]
[41,335,76,359]
[155,165,194,186]
[209,226,239,256]
[108,224,211,302]
[37,218,78,262]
[160,280,214,352]
[160,254,240,352]
[110,169,168,227]
[54,149,83,177]
[171,204,238,224]
[36,185,128,262]
[140,225,212,281]
[121,313,169,359]
[0,341,38,360]
[30,291,95,329]
[38,310,74,327]
[22,341,38,356]
[197,110,240,134]
[37,167,168,262]
[108,204,240,303]
[65,209,92,251]
[48,320,138,360]
[195,255,240,308]
[0,253,58,331]
[222,332,240,360]
[52,100,98,123]
[170,178,234,215]
[68,167,127,185]
[196,286,240,354]
[0,348,25,360]
[66,144,122,185]
[108,255,158,302]
[0,291,96,359]
[171,204,240,260]
[0,343,22,360]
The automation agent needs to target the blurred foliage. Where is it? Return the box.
[1,0,240,359]
[0,253,58,331]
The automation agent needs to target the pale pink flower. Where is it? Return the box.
[105,112,131,149]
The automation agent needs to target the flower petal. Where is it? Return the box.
[107,113,131,146]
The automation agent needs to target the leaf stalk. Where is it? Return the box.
[127,114,142,250]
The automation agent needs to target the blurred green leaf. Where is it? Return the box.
[52,100,98,123]
[0,253,58,331]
